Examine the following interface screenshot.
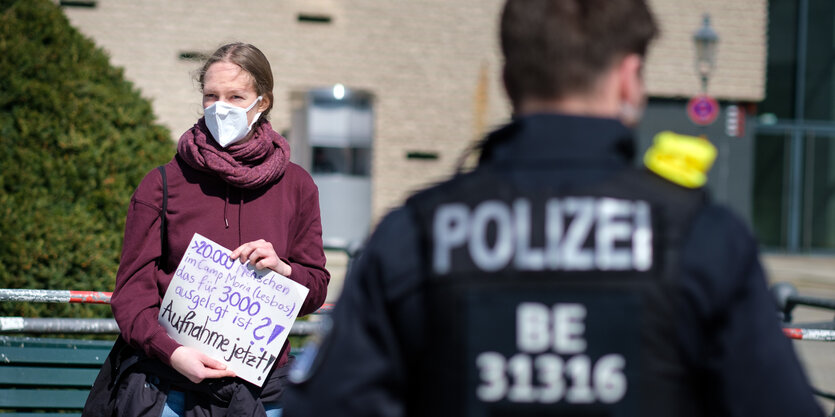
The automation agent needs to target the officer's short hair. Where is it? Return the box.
[500,0,658,107]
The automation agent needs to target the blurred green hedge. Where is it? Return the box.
[0,0,174,318]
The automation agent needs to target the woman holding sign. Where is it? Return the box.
[83,43,330,417]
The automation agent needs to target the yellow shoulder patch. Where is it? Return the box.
[643,131,717,188]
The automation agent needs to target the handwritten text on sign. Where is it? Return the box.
[158,233,309,386]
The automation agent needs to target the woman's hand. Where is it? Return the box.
[231,239,292,276]
[169,346,236,384]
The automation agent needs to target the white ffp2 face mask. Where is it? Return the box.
[204,96,263,147]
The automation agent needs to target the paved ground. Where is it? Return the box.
[764,254,835,414]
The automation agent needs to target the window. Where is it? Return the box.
[289,87,374,248]
[755,0,835,251]
[308,91,373,177]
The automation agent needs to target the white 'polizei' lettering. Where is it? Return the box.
[595,198,632,270]
[514,199,544,270]
[433,203,469,275]
[631,201,652,271]
[561,198,595,270]
[470,201,514,272]
[432,197,653,274]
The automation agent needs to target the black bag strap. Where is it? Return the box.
[157,165,168,265]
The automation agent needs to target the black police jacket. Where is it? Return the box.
[284,114,822,417]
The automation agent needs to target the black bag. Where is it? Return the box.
[82,165,168,416]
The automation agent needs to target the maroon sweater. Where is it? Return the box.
[111,155,330,369]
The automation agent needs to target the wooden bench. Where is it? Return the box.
[0,335,113,416]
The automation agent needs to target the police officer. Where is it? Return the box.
[284,0,823,415]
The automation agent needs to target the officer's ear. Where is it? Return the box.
[616,54,645,110]
[615,54,646,126]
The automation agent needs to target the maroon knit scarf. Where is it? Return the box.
[177,118,291,189]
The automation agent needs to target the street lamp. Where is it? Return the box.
[693,14,719,93]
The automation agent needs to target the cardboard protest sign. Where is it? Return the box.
[158,233,309,386]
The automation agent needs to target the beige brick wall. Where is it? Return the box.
[61,0,766,222]
[61,0,509,221]
[647,0,767,101]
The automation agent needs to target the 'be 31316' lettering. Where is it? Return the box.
[476,303,628,405]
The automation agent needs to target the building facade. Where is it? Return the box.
[755,0,835,252]
[59,0,768,250]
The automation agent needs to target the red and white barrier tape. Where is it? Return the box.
[0,288,333,313]
[783,327,835,341]
[0,289,112,304]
